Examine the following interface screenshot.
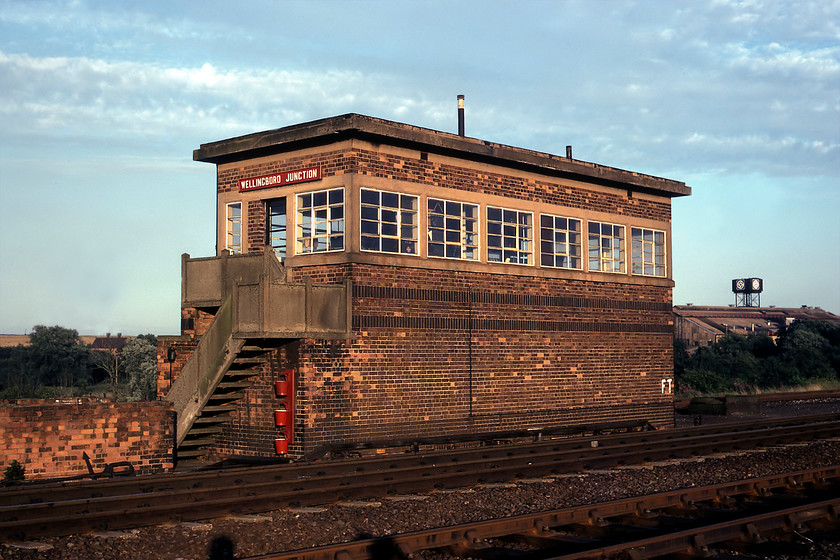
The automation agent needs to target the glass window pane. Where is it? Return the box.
[382,191,398,208]
[541,227,552,242]
[382,238,399,253]
[401,196,417,211]
[381,223,397,237]
[381,209,397,223]
[361,235,379,251]
[361,189,379,204]
[402,240,416,254]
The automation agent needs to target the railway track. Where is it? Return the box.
[254,466,840,560]
[1,412,838,543]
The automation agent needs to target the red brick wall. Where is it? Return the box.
[212,351,294,458]
[219,148,670,222]
[246,199,266,254]
[156,307,214,397]
[0,399,174,481]
[282,264,674,454]
[197,263,672,459]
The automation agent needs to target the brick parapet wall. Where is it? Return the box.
[0,399,174,481]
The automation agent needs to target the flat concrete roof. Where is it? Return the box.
[194,113,691,198]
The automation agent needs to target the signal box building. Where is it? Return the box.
[159,114,691,464]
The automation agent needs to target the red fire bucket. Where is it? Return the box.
[274,408,288,426]
[274,437,288,454]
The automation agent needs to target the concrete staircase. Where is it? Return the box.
[174,341,285,467]
[165,249,351,469]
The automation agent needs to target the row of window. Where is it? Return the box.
[225,187,666,277]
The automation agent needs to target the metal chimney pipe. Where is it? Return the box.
[566,145,573,159]
[457,95,465,136]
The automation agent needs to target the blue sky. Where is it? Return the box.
[1,0,838,335]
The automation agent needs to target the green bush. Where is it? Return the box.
[679,367,730,395]
[675,319,840,396]
[3,460,25,486]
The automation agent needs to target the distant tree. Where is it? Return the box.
[27,325,91,389]
[678,367,729,395]
[123,335,158,401]
[688,333,762,387]
[0,346,38,398]
[774,320,839,383]
[89,347,122,389]
[676,320,840,396]
[673,337,690,377]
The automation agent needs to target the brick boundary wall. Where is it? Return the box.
[0,399,174,481]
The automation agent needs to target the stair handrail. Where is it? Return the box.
[166,295,244,446]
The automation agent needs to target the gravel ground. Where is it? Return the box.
[2,399,838,560]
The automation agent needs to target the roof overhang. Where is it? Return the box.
[194,113,691,198]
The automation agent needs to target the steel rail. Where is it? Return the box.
[3,412,836,508]
[243,466,840,560]
[1,416,838,541]
[3,419,837,520]
[555,499,840,560]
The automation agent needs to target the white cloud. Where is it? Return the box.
[0,51,398,142]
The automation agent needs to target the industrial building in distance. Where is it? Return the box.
[674,304,840,351]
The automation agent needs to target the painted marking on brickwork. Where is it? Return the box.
[661,378,674,394]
